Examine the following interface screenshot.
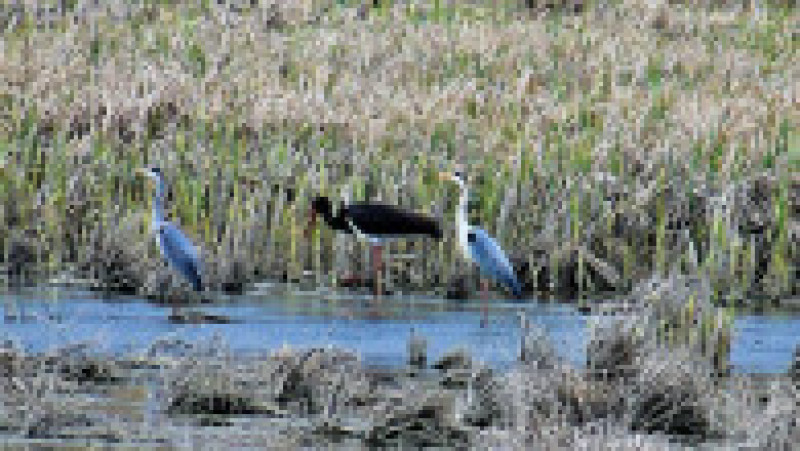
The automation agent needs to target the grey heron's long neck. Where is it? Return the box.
[152,176,166,226]
[456,183,469,236]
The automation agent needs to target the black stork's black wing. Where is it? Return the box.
[344,203,442,239]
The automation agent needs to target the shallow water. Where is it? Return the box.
[1,287,797,373]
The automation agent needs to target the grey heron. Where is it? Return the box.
[305,196,442,298]
[136,167,203,296]
[439,171,522,327]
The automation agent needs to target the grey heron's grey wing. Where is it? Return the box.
[468,228,522,297]
[158,222,202,290]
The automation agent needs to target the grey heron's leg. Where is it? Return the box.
[480,278,489,328]
[169,304,181,323]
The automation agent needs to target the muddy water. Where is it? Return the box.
[1,287,797,373]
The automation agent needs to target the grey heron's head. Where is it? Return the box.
[136,167,163,182]
[438,170,466,188]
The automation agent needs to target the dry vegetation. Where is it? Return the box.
[0,0,796,302]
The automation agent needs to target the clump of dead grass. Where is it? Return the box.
[157,335,276,415]
[586,314,652,381]
[625,347,721,439]
[0,340,133,442]
[156,338,373,418]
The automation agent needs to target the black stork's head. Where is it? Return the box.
[310,196,332,216]
[305,196,333,238]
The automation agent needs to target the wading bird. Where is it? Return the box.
[137,167,203,313]
[439,171,522,327]
[305,196,442,297]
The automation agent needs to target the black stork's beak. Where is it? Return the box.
[304,208,317,239]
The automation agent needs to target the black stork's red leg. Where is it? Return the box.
[371,244,384,300]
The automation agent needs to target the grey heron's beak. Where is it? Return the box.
[438,172,456,183]
[135,168,157,188]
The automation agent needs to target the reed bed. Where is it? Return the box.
[0,0,796,302]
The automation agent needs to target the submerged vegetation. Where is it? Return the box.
[0,0,797,304]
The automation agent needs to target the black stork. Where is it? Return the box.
[305,196,443,296]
